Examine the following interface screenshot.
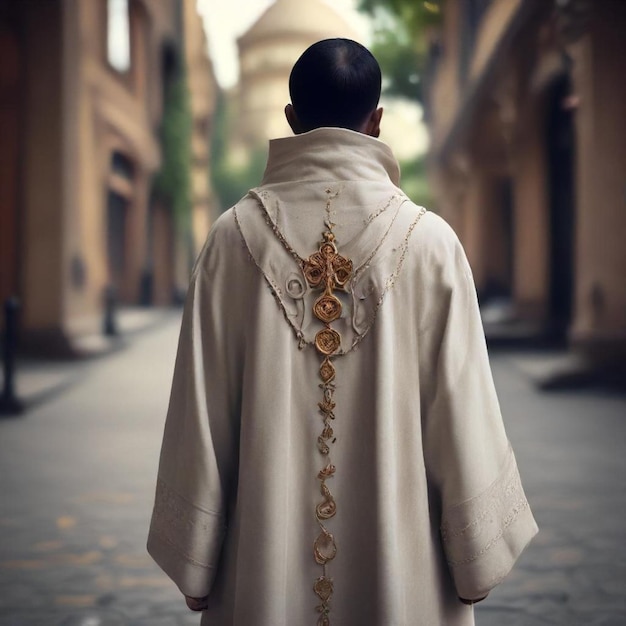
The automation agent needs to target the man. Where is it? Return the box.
[148,39,537,625]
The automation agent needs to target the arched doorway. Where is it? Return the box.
[106,150,135,302]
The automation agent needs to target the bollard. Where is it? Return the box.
[103,285,118,336]
[0,297,24,416]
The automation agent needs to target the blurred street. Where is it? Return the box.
[1,315,625,626]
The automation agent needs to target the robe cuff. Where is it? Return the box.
[440,447,538,600]
[147,478,226,598]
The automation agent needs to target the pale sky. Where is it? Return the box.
[196,0,371,89]
[194,0,428,157]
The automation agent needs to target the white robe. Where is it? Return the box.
[148,128,538,626]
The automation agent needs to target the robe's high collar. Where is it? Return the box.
[261,127,401,187]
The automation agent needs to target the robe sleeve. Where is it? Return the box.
[147,220,241,599]
[420,226,538,601]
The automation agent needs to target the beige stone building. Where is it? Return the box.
[183,0,218,257]
[233,0,359,155]
[0,0,216,355]
[426,0,625,364]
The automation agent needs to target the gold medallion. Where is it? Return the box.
[315,328,341,355]
[314,529,337,565]
[316,497,337,521]
[319,358,336,383]
[313,294,342,324]
[313,576,334,602]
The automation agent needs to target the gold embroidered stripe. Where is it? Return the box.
[302,189,353,626]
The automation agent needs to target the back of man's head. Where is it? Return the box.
[288,38,382,133]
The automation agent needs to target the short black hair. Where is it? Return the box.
[289,38,382,132]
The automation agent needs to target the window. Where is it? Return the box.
[111,151,134,181]
[107,0,131,73]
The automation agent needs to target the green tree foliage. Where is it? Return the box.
[358,0,443,101]
[399,153,434,208]
[209,91,230,181]
[154,65,193,234]
[212,148,267,212]
[210,92,267,212]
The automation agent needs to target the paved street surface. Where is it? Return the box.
[1,314,624,625]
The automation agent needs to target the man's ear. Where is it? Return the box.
[285,104,303,135]
[364,107,383,138]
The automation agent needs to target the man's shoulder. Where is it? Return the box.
[397,202,462,259]
[203,195,259,243]
[192,196,257,275]
[400,205,474,290]
[209,199,243,234]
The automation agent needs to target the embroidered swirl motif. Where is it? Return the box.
[302,189,353,626]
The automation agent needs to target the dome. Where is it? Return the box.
[238,0,359,48]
